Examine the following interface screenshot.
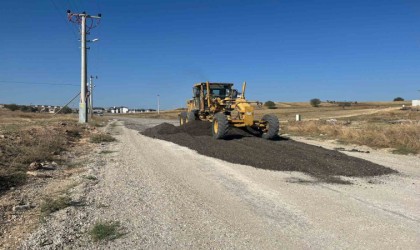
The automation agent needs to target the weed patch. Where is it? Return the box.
[83,175,98,180]
[392,146,417,155]
[40,196,72,215]
[90,133,116,143]
[99,150,116,154]
[90,221,124,242]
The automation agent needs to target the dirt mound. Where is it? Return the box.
[141,121,397,184]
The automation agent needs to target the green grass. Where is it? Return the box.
[90,133,116,143]
[40,196,72,215]
[392,146,417,155]
[90,221,124,242]
[99,150,116,154]
[83,175,98,180]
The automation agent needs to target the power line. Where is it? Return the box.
[49,0,79,40]
[70,0,81,14]
[0,80,79,87]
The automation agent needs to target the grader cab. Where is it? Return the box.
[179,81,279,140]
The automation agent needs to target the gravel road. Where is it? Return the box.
[22,118,420,249]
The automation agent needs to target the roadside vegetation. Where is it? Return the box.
[0,109,109,192]
[90,221,124,242]
[40,196,72,216]
[90,133,116,143]
[0,111,84,192]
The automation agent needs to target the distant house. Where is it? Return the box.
[413,100,420,107]
[109,106,129,114]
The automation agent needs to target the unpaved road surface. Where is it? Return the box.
[22,118,420,249]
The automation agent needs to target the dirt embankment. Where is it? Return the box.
[141,121,397,183]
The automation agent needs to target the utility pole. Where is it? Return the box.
[157,94,160,115]
[67,10,101,123]
[89,76,93,119]
[89,75,98,119]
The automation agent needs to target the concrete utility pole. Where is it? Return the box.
[80,14,87,123]
[157,94,160,115]
[67,10,101,123]
[89,76,94,119]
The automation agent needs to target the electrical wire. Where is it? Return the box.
[0,80,79,87]
[68,0,80,15]
[49,0,79,39]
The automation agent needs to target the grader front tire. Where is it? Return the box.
[261,114,279,140]
[212,113,229,139]
[186,111,196,123]
[179,112,187,126]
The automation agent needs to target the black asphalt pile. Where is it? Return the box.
[142,121,397,184]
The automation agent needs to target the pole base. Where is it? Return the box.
[79,103,87,123]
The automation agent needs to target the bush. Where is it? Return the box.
[41,196,72,215]
[61,106,73,114]
[264,101,276,109]
[393,97,404,101]
[90,221,124,242]
[310,98,321,107]
[90,133,116,143]
[4,104,20,111]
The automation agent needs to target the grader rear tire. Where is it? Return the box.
[186,111,196,123]
[179,112,187,126]
[212,113,229,139]
[261,114,279,140]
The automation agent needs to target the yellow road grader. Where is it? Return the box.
[179,81,279,139]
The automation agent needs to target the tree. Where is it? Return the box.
[393,97,404,101]
[264,101,276,109]
[61,106,73,114]
[4,104,20,111]
[310,98,321,107]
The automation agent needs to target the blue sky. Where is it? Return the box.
[1,0,420,109]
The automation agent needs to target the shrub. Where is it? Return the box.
[90,221,124,242]
[90,133,116,143]
[41,196,72,215]
[61,106,73,114]
[393,97,404,101]
[4,104,20,111]
[264,101,276,109]
[310,98,321,107]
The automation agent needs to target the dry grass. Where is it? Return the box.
[90,133,116,143]
[285,120,420,154]
[254,101,411,121]
[115,110,180,120]
[0,110,86,192]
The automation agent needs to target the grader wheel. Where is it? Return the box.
[261,114,279,139]
[186,111,196,123]
[179,112,187,126]
[212,113,229,139]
